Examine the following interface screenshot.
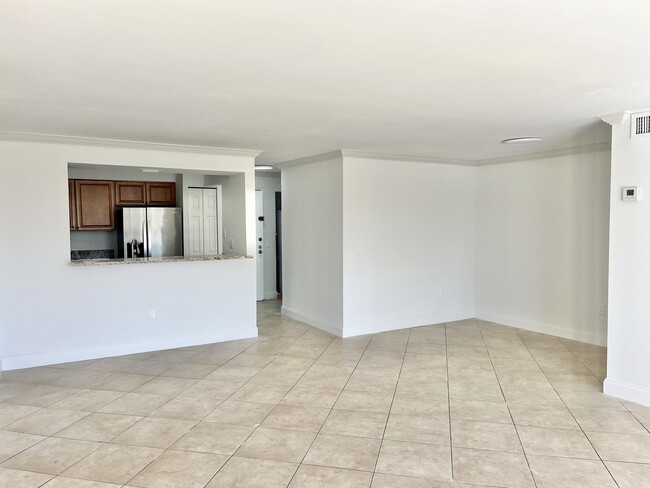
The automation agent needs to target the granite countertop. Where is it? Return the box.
[70,254,253,266]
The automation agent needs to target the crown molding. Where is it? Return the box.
[0,132,262,157]
[340,149,475,166]
[274,150,344,169]
[599,112,631,126]
[475,142,610,166]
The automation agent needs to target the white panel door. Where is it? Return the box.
[256,189,264,301]
[203,189,218,255]
[187,188,204,256]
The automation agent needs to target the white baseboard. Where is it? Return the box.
[1,327,259,371]
[604,378,650,407]
[281,306,343,336]
[342,311,475,338]
[264,291,279,300]
[476,311,607,347]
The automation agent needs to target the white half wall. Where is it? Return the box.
[280,155,344,335]
[475,150,611,346]
[605,120,650,406]
[342,157,477,336]
[255,174,281,300]
[0,139,257,371]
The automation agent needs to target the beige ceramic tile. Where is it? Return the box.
[133,376,196,396]
[5,408,89,436]
[0,431,46,462]
[451,420,521,452]
[452,447,534,487]
[281,387,342,408]
[303,433,381,471]
[2,437,101,475]
[261,404,330,432]
[205,456,297,488]
[3,385,78,407]
[111,417,196,448]
[450,399,511,424]
[391,395,448,418]
[236,426,316,462]
[571,408,647,434]
[384,414,450,445]
[180,379,242,400]
[528,455,618,488]
[321,409,388,439]
[0,468,53,487]
[205,365,262,382]
[98,392,168,416]
[172,421,254,454]
[150,396,221,421]
[371,473,452,487]
[62,444,162,484]
[228,383,288,403]
[0,403,41,428]
[204,400,274,426]
[48,390,124,412]
[93,373,155,392]
[605,461,650,488]
[54,413,141,442]
[288,464,373,487]
[518,426,598,459]
[161,362,219,379]
[376,439,452,481]
[128,449,228,488]
[42,478,121,487]
[586,431,650,463]
[334,390,393,414]
[508,403,580,429]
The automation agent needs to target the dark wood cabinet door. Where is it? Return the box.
[115,181,146,205]
[69,180,77,230]
[146,182,176,206]
[75,180,115,230]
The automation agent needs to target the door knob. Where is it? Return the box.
[258,250,262,254]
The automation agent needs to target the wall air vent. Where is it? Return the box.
[631,112,650,137]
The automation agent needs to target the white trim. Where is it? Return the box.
[476,311,607,346]
[343,311,475,338]
[604,378,650,407]
[1,327,259,371]
[340,149,474,166]
[274,150,343,169]
[0,132,261,157]
[281,306,343,336]
[475,142,610,166]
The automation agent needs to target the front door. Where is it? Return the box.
[256,189,264,301]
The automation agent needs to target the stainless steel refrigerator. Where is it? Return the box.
[117,207,183,258]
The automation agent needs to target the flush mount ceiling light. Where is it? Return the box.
[255,165,274,170]
[500,137,543,144]
[140,168,160,173]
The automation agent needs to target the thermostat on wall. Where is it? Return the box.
[622,186,640,202]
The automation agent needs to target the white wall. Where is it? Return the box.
[255,174,281,299]
[342,157,477,336]
[604,123,650,406]
[475,150,611,346]
[0,139,257,371]
[281,156,344,332]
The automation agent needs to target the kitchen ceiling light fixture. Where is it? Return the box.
[140,168,160,173]
[255,165,274,170]
[500,137,543,144]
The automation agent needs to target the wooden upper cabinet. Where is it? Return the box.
[146,182,176,206]
[74,180,115,231]
[115,181,146,206]
[68,180,77,230]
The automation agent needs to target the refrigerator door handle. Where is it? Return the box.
[142,219,148,258]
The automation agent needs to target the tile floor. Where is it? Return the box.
[0,300,649,487]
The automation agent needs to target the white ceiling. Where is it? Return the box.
[1,0,649,165]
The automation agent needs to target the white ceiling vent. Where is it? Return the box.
[631,112,650,137]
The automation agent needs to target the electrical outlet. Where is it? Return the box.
[598,305,607,316]
[148,308,156,319]
[439,290,444,299]
[229,238,235,250]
